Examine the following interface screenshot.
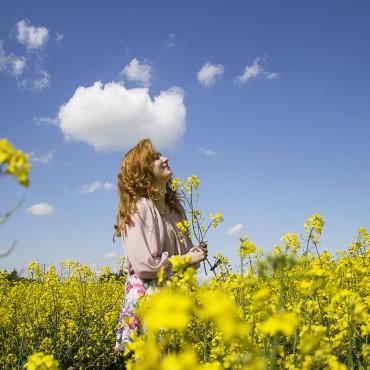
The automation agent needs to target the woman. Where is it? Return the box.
[113,138,207,354]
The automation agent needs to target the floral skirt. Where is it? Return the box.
[114,271,160,354]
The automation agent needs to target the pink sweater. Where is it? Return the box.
[120,197,201,279]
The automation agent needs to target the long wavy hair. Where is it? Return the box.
[113,138,185,242]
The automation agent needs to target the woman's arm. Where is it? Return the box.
[122,198,171,280]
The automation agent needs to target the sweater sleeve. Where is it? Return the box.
[122,198,171,280]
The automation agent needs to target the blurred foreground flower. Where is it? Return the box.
[259,311,297,337]
[0,137,32,187]
[23,351,59,370]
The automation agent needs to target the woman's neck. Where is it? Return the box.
[154,193,166,207]
[153,183,167,206]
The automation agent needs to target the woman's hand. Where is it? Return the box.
[187,243,208,264]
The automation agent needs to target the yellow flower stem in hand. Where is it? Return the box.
[171,175,224,277]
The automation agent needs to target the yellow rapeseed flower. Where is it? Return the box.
[0,138,32,187]
[209,212,224,228]
[160,347,199,370]
[304,213,324,236]
[239,235,257,257]
[186,175,200,190]
[197,289,246,342]
[137,288,193,332]
[281,232,301,254]
[169,254,192,273]
[259,311,297,336]
[169,177,181,192]
[176,219,191,244]
[23,351,59,370]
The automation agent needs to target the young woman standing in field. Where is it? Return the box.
[113,138,207,353]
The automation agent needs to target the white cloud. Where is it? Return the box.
[0,40,7,70]
[78,181,114,194]
[26,202,54,216]
[234,56,280,85]
[8,54,26,76]
[1,18,51,93]
[198,147,216,156]
[57,80,187,152]
[18,67,50,92]
[0,40,26,77]
[103,252,118,260]
[33,116,59,125]
[197,62,224,87]
[31,68,50,91]
[226,223,244,236]
[119,58,153,86]
[55,32,64,42]
[165,33,177,48]
[266,72,279,80]
[0,18,54,93]
[29,150,55,164]
[37,69,50,88]
[16,19,49,50]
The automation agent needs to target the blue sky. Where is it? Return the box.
[1,0,369,278]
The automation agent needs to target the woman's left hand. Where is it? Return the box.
[189,244,208,260]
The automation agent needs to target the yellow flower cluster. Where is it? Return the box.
[23,351,59,370]
[0,261,127,368]
[280,232,300,254]
[176,219,191,244]
[1,214,369,369]
[123,216,369,369]
[187,175,200,190]
[169,177,181,191]
[259,311,297,336]
[239,235,257,257]
[171,175,200,195]
[209,212,224,228]
[304,213,324,244]
[0,137,32,187]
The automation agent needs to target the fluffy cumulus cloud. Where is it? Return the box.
[15,18,49,50]
[119,58,153,86]
[197,62,224,87]
[78,181,114,194]
[57,80,187,152]
[26,202,54,216]
[234,56,280,85]
[226,223,245,236]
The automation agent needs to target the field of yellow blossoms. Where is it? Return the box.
[1,138,369,369]
[1,213,369,369]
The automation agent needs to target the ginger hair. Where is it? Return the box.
[113,138,185,242]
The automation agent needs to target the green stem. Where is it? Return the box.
[203,321,208,362]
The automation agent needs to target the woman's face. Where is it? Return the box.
[152,148,172,185]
